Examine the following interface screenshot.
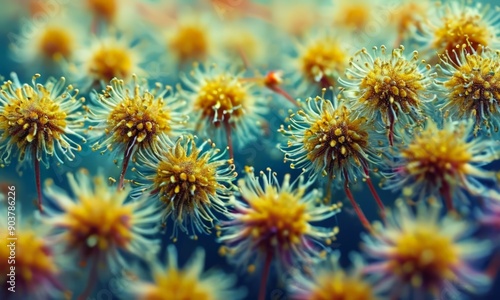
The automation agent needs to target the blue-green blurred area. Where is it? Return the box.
[0,0,500,299]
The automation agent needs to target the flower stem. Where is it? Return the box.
[33,149,43,213]
[259,252,273,300]
[118,136,137,190]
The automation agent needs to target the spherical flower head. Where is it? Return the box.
[135,135,237,240]
[436,45,500,136]
[362,199,492,298]
[332,0,375,32]
[218,168,340,273]
[43,169,160,271]
[279,94,383,185]
[420,1,500,63]
[88,75,187,155]
[181,64,267,149]
[0,214,64,299]
[86,0,117,22]
[383,119,500,210]
[169,23,209,64]
[72,35,147,90]
[10,15,81,71]
[339,46,435,143]
[129,245,244,300]
[0,73,85,169]
[288,251,380,300]
[292,33,350,92]
[389,0,429,42]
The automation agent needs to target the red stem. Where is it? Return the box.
[258,252,273,300]
[33,149,43,213]
[440,181,454,212]
[78,254,99,300]
[118,136,137,190]
[363,166,385,219]
[343,170,371,230]
[269,85,299,107]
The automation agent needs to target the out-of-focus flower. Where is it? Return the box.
[87,75,187,189]
[10,14,83,74]
[383,119,500,211]
[42,169,160,297]
[290,32,351,93]
[128,245,245,300]
[279,93,384,228]
[362,199,492,299]
[218,167,340,274]
[270,0,326,38]
[436,45,500,137]
[288,251,381,300]
[388,0,430,46]
[69,33,149,90]
[0,207,65,300]
[134,135,237,240]
[0,73,85,211]
[339,45,436,145]
[180,63,267,158]
[162,11,220,69]
[418,1,500,63]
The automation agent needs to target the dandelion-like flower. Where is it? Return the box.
[291,33,350,92]
[43,169,160,299]
[288,251,380,300]
[339,45,436,145]
[134,135,237,240]
[0,73,85,211]
[181,64,267,158]
[436,45,500,136]
[168,21,210,65]
[279,94,384,228]
[128,245,245,300]
[218,167,340,300]
[0,208,65,300]
[419,1,500,63]
[362,199,492,299]
[87,75,187,189]
[72,34,147,90]
[10,16,81,72]
[332,0,376,32]
[388,0,430,46]
[383,119,500,211]
[86,0,117,23]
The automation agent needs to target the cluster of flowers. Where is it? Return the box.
[1,0,500,299]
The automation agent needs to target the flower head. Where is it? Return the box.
[10,15,81,72]
[382,119,500,211]
[288,251,380,300]
[71,34,147,90]
[339,45,435,145]
[88,75,187,188]
[0,209,64,299]
[128,245,245,300]
[419,1,500,63]
[436,45,500,136]
[0,73,85,169]
[362,199,491,298]
[218,168,340,273]
[135,135,237,240]
[181,64,267,157]
[291,33,350,93]
[42,169,160,272]
[86,0,117,23]
[279,94,382,185]
[88,75,186,154]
